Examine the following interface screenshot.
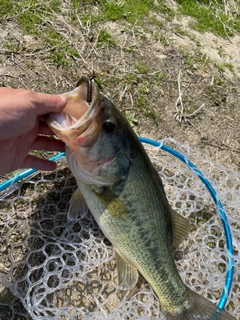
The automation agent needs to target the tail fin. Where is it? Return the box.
[165,289,235,320]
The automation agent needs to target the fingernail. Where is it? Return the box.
[58,95,67,103]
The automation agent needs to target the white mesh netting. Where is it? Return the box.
[0,138,239,319]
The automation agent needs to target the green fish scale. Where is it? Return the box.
[80,149,188,313]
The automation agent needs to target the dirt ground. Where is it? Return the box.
[0,10,240,173]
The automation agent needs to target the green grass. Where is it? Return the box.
[1,0,78,66]
[1,0,238,71]
[71,0,174,26]
[0,0,238,123]
[0,0,14,17]
[153,71,166,85]
[125,111,138,126]
[1,0,239,41]
[135,62,148,74]
[176,0,240,37]
[93,0,153,23]
[17,1,61,32]
[70,0,153,25]
[182,49,212,72]
[97,29,116,46]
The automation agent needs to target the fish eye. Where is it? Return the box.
[103,119,117,134]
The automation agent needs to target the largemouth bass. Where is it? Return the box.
[45,77,235,320]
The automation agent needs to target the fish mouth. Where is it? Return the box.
[45,77,118,186]
[44,77,101,147]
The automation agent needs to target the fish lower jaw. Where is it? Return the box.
[47,112,77,129]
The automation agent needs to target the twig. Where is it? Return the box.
[223,0,228,15]
[186,119,203,136]
[203,141,240,153]
[129,91,134,108]
[119,85,128,102]
[183,103,205,119]
[211,75,214,85]
[2,73,28,89]
[175,70,184,122]
[174,70,205,123]
[131,17,140,39]
[24,39,69,56]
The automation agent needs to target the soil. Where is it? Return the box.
[0,12,240,172]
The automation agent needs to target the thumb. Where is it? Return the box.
[32,92,67,116]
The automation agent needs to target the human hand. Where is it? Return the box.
[0,87,67,174]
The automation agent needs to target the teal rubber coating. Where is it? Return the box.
[0,152,65,192]
[0,138,234,310]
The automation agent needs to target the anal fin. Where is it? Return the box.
[115,250,138,291]
[67,188,88,221]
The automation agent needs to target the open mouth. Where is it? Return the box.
[45,77,100,133]
[44,77,101,148]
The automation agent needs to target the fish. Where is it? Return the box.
[44,76,235,320]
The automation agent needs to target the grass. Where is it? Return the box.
[125,111,138,126]
[99,0,152,23]
[1,0,238,70]
[134,62,148,74]
[97,29,116,46]
[175,0,240,37]
[71,0,174,26]
[1,0,81,66]
[0,0,239,124]
[183,51,211,72]
[152,71,166,84]
[1,0,239,38]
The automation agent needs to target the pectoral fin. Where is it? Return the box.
[115,250,138,290]
[67,188,88,221]
[170,208,191,250]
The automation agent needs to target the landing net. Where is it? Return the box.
[0,138,239,319]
